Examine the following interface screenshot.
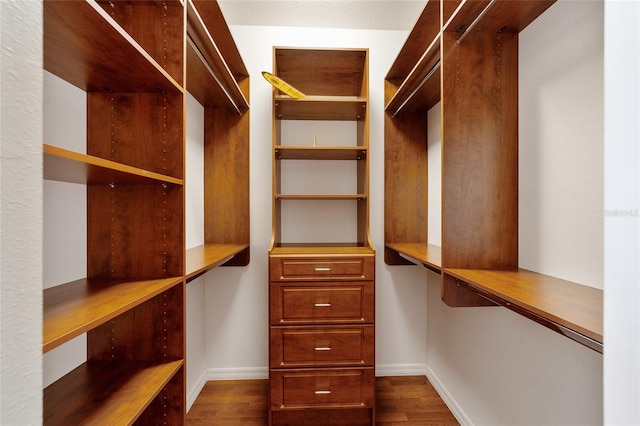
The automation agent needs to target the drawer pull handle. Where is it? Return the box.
[314,347,331,351]
[314,303,331,307]
[314,267,332,272]
[314,390,332,395]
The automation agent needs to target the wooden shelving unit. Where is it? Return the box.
[186,0,251,270]
[43,0,249,423]
[268,47,375,425]
[384,0,603,353]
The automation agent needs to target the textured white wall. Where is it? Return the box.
[603,0,640,424]
[0,2,43,424]
[424,2,604,425]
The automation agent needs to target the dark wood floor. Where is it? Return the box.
[186,376,459,425]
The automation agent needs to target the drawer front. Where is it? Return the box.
[270,368,375,410]
[270,282,374,325]
[270,326,374,368]
[270,256,374,282]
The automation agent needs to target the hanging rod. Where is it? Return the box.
[392,59,441,118]
[456,0,498,44]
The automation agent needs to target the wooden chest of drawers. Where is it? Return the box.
[268,250,375,425]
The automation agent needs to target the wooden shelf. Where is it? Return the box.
[443,268,603,352]
[385,34,441,114]
[43,0,182,93]
[275,97,367,121]
[44,359,183,425]
[270,245,375,257]
[185,243,250,281]
[186,0,249,112]
[276,194,367,201]
[275,146,367,161]
[385,243,441,273]
[274,48,368,97]
[444,0,556,35]
[43,277,183,353]
[44,144,184,186]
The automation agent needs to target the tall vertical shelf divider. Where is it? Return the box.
[43,1,249,424]
[268,47,376,425]
[384,0,603,353]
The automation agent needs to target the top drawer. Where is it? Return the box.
[270,256,374,282]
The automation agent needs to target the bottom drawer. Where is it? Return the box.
[270,368,374,410]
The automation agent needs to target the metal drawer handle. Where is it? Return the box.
[314,267,331,272]
[314,390,332,395]
[314,303,331,307]
[314,347,331,351]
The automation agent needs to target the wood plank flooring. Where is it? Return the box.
[186,376,459,425]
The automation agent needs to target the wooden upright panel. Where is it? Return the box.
[384,111,427,265]
[440,30,519,271]
[204,107,250,265]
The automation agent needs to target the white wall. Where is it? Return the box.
[603,0,640,424]
[0,2,43,424]
[424,2,604,425]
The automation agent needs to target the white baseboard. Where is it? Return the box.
[375,363,428,377]
[424,364,473,426]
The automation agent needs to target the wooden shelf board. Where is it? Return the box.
[270,245,375,257]
[44,0,182,93]
[44,359,183,425]
[191,0,249,78]
[275,97,367,121]
[44,144,184,186]
[275,146,367,161]
[186,39,238,110]
[385,243,441,273]
[386,34,441,114]
[44,276,183,353]
[274,48,368,97]
[186,1,249,111]
[443,268,603,347]
[185,243,250,281]
[445,0,556,35]
[276,194,367,201]
[386,0,441,82]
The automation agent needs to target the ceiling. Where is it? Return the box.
[217,0,425,31]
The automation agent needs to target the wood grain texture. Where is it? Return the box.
[385,243,441,273]
[88,92,184,179]
[96,0,184,86]
[185,243,250,280]
[445,0,557,34]
[275,48,367,97]
[43,144,183,185]
[384,111,428,265]
[385,0,440,82]
[43,277,182,353]
[44,0,182,93]
[187,0,249,111]
[87,283,184,361]
[275,97,367,121]
[443,268,603,344]
[204,107,250,251]
[186,377,458,426]
[44,360,183,426]
[270,326,375,368]
[87,183,184,278]
[441,30,518,270]
[270,282,375,325]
